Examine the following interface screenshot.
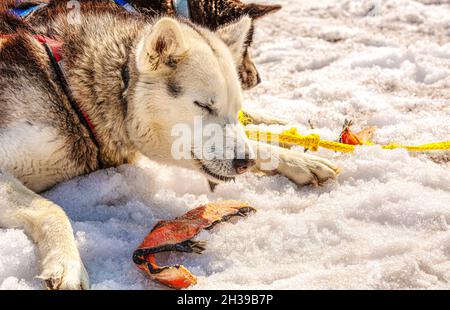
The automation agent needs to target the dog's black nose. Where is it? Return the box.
[233,158,256,174]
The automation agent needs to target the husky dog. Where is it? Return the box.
[0,8,338,289]
[5,0,282,90]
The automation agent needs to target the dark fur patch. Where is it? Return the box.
[167,76,183,97]
[121,65,130,90]
[155,37,166,55]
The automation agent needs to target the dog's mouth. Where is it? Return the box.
[191,152,235,183]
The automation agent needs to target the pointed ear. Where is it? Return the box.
[245,4,282,19]
[216,16,252,64]
[138,18,188,72]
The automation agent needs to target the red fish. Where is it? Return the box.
[133,201,256,289]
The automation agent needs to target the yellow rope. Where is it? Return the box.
[240,111,450,153]
[381,142,450,152]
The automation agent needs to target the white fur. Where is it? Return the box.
[0,123,75,192]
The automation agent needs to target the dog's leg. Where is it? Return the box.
[0,172,89,290]
[250,141,339,186]
[241,109,289,125]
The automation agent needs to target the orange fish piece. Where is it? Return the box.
[133,201,256,289]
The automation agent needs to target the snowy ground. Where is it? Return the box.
[1,0,450,290]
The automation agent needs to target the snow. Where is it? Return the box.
[1,0,450,289]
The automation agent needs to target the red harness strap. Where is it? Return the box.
[0,34,62,61]
[33,34,63,62]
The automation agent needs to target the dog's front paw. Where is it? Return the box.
[276,151,340,186]
[39,252,90,290]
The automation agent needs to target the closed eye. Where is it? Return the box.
[194,101,216,115]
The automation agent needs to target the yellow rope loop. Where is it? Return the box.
[302,133,321,151]
[279,129,320,151]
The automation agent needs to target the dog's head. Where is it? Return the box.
[128,17,255,183]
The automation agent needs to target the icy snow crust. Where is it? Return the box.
[1,0,450,289]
